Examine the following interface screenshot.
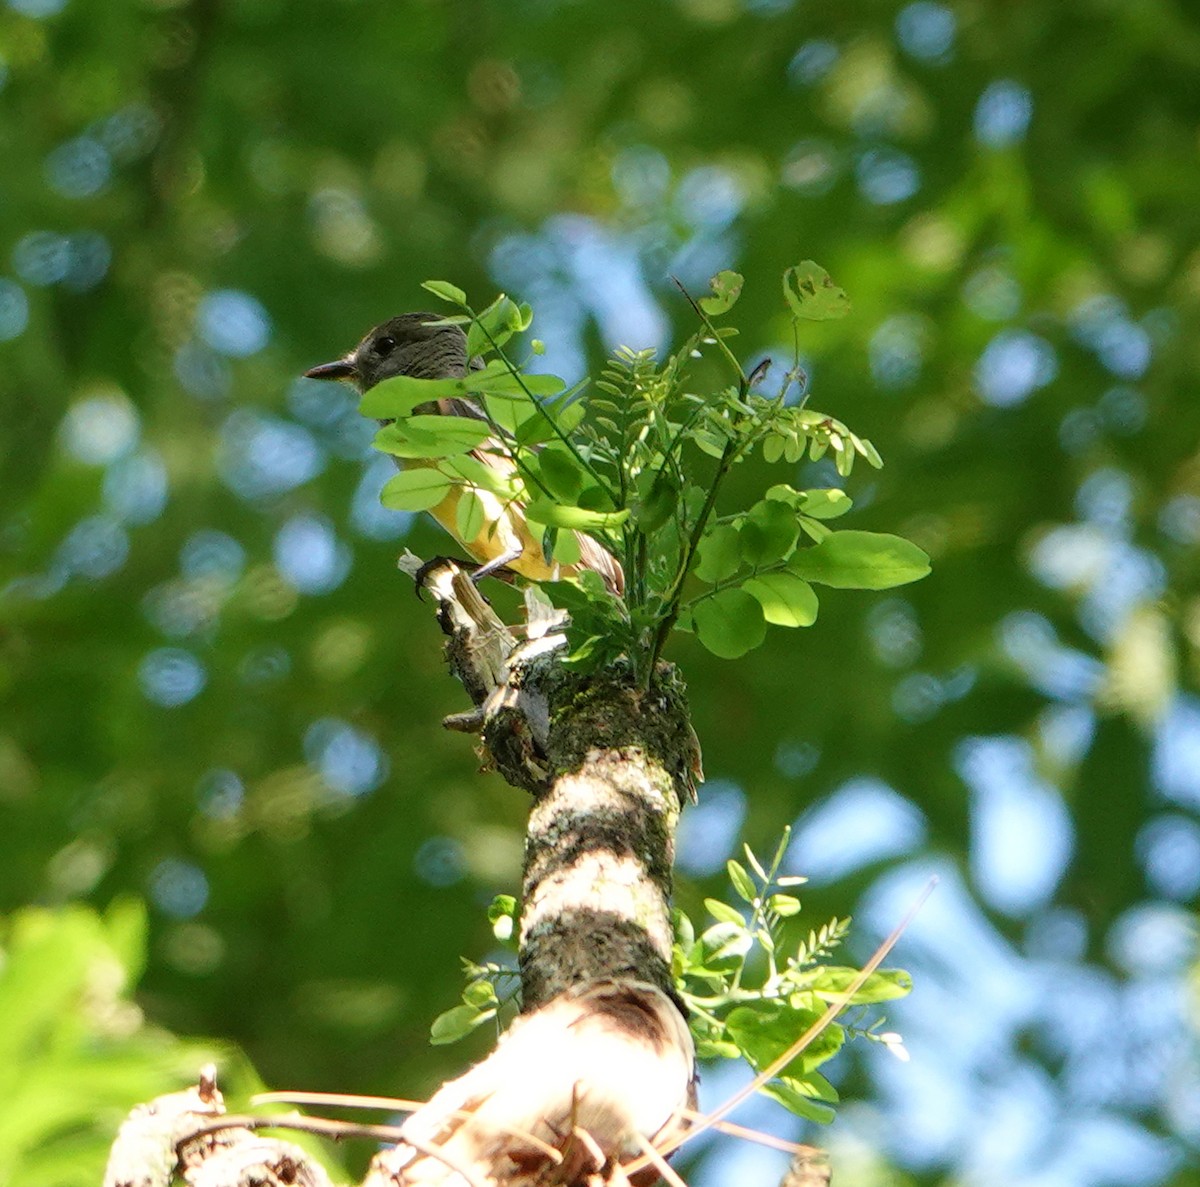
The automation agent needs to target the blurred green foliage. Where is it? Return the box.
[0,900,232,1186]
[1,0,1199,1185]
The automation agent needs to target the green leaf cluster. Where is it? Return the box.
[371,265,930,684]
[0,901,270,1187]
[434,841,912,1127]
[671,831,912,1124]
[427,895,521,1046]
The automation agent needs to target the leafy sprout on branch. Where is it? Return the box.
[432,831,913,1127]
[361,262,930,686]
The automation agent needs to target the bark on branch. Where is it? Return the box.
[369,561,700,1185]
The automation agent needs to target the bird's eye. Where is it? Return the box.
[374,335,396,356]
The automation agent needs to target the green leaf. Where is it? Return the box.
[456,489,485,542]
[360,375,453,418]
[693,429,728,459]
[762,433,785,464]
[463,979,498,1008]
[788,531,931,589]
[859,437,884,468]
[674,908,695,953]
[359,361,558,418]
[421,279,468,306]
[636,473,678,533]
[478,371,566,399]
[759,1079,838,1124]
[374,415,493,459]
[725,1001,845,1080]
[799,516,832,543]
[798,488,854,520]
[764,483,803,508]
[743,572,819,628]
[514,387,587,445]
[693,588,767,659]
[782,261,851,322]
[466,294,526,357]
[695,921,752,968]
[767,893,802,917]
[380,468,453,511]
[441,453,517,497]
[552,528,582,566]
[487,895,518,942]
[726,860,757,904]
[533,446,587,503]
[699,269,744,316]
[811,967,913,1004]
[430,1003,494,1046]
[743,844,768,880]
[522,501,629,531]
[739,499,800,566]
[695,524,741,583]
[696,1037,743,1061]
[706,898,746,926]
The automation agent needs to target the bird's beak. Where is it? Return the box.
[304,357,357,382]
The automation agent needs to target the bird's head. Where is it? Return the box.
[304,313,468,391]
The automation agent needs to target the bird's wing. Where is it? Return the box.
[573,529,626,597]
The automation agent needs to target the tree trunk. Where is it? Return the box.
[366,563,700,1186]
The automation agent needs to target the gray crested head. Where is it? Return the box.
[304,313,468,391]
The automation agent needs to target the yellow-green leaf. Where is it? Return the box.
[789,531,931,589]
[743,572,819,627]
[380,469,453,511]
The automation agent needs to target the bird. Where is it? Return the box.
[305,313,625,596]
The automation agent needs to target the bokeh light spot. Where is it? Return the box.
[139,648,207,707]
[103,451,168,524]
[174,340,231,400]
[149,858,209,919]
[0,278,29,340]
[1106,902,1196,977]
[62,232,112,291]
[180,529,246,585]
[93,103,162,162]
[856,148,920,205]
[676,779,747,876]
[197,289,272,357]
[13,231,71,286]
[975,330,1058,406]
[60,389,140,464]
[45,136,112,198]
[304,718,389,797]
[781,139,841,195]
[870,314,926,389]
[789,778,927,884]
[957,735,1074,915]
[962,265,1021,321]
[217,411,324,499]
[787,39,838,86]
[895,2,956,63]
[196,769,245,820]
[414,836,466,887]
[1136,816,1200,901]
[273,513,352,595]
[7,0,69,17]
[974,80,1033,147]
[58,515,130,580]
